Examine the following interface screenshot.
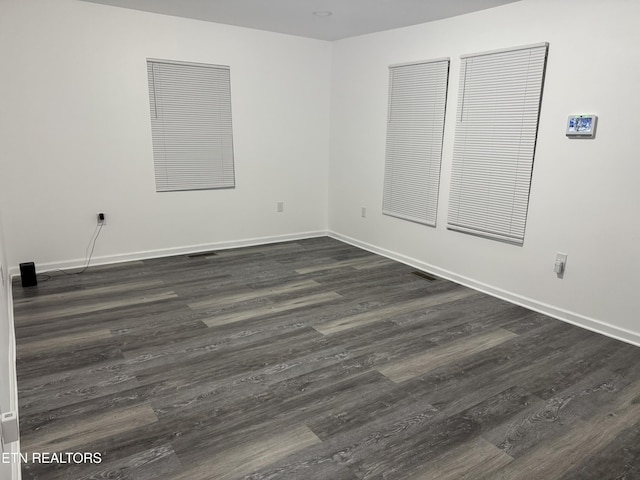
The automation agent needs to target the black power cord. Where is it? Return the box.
[56,223,105,276]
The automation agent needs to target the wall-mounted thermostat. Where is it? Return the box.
[566,114,597,137]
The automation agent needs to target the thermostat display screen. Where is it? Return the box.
[566,114,597,137]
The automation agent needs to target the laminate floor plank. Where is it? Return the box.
[518,333,629,400]
[305,378,434,441]
[21,403,159,453]
[14,299,199,341]
[12,280,167,309]
[18,380,154,425]
[203,291,343,327]
[483,365,637,459]
[16,343,127,380]
[187,279,322,310]
[22,443,183,480]
[13,237,640,479]
[484,379,640,480]
[294,256,388,274]
[16,290,178,324]
[379,328,519,383]
[169,370,397,467]
[17,328,114,356]
[342,384,535,479]
[129,328,331,395]
[406,436,514,480]
[170,425,321,480]
[559,421,640,480]
[11,261,148,301]
[399,322,593,415]
[247,394,442,480]
[313,286,478,335]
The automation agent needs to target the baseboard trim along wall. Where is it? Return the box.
[8,231,327,277]
[7,279,17,416]
[6,271,22,480]
[9,229,639,349]
[329,231,640,349]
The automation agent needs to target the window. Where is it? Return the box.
[447,43,549,245]
[147,59,235,192]
[382,58,450,226]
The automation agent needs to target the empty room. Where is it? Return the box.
[1,0,640,478]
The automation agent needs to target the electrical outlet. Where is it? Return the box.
[361,207,367,218]
[277,202,284,213]
[97,212,106,226]
[1,411,19,444]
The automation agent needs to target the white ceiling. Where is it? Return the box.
[79,0,522,41]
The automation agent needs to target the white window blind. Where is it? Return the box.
[447,43,548,245]
[383,58,450,226]
[147,59,235,192]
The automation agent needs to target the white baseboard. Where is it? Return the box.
[9,231,327,276]
[11,441,21,480]
[10,228,640,349]
[329,231,640,348]
[5,269,21,480]
[7,281,17,415]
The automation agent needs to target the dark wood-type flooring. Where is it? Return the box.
[13,237,640,479]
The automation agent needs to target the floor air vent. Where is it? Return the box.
[187,251,218,258]
[411,271,438,282]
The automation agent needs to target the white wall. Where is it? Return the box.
[329,0,640,344]
[0,0,332,272]
[0,0,638,364]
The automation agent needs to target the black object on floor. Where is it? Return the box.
[19,262,37,288]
